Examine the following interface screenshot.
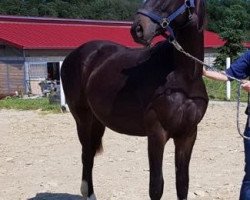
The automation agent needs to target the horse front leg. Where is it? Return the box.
[147,123,169,200]
[173,128,197,200]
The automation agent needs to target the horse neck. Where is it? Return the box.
[174,0,205,80]
[174,26,204,80]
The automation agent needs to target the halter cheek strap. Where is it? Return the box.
[137,0,195,38]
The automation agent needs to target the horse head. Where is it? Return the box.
[131,0,205,46]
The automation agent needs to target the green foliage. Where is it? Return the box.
[81,0,139,20]
[0,0,142,20]
[208,1,249,69]
[215,25,245,69]
[0,97,61,113]
[207,0,250,33]
[203,77,248,102]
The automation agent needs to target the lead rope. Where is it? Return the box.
[169,38,250,140]
[237,84,250,140]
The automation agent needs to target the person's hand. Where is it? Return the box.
[203,67,207,76]
[241,80,250,92]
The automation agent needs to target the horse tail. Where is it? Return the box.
[92,116,105,156]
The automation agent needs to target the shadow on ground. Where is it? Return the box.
[27,193,82,200]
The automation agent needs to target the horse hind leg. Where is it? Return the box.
[173,128,197,200]
[76,109,105,200]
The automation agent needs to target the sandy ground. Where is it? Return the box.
[0,101,248,200]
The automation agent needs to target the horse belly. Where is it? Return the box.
[89,97,147,136]
[87,74,148,136]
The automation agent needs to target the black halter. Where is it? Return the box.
[137,0,195,39]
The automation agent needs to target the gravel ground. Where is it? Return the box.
[0,101,247,200]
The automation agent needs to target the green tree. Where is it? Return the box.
[79,0,140,20]
[38,2,58,17]
[214,4,248,69]
[206,0,250,39]
[0,0,25,15]
[0,0,142,20]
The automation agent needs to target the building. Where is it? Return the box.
[0,15,249,98]
[0,15,140,98]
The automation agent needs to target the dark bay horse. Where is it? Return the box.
[61,0,208,199]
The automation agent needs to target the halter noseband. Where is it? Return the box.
[137,0,195,39]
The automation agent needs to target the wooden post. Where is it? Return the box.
[226,57,231,100]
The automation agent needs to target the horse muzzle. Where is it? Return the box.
[130,15,161,46]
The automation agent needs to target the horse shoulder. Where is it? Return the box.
[151,92,207,135]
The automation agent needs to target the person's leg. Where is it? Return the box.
[240,120,250,200]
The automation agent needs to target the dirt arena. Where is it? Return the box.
[0,101,248,200]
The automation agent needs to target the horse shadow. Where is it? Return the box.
[27,193,82,200]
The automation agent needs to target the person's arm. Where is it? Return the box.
[203,68,250,92]
[203,67,228,81]
[203,51,250,92]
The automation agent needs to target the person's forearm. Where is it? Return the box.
[203,69,228,81]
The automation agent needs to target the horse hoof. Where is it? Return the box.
[81,181,97,200]
[81,180,88,199]
[87,194,97,200]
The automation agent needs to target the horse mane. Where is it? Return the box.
[196,0,206,31]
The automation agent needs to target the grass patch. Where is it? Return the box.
[0,97,61,113]
[203,77,248,102]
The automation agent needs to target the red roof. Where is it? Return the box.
[0,15,248,50]
[243,42,250,48]
[0,16,141,49]
[204,31,225,48]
